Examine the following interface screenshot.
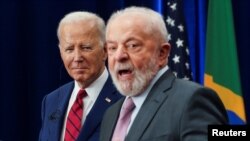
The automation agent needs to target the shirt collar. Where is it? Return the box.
[74,67,108,101]
[130,65,169,108]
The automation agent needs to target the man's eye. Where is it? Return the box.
[127,43,141,50]
[65,48,73,52]
[108,46,117,51]
[127,44,137,48]
[126,42,141,53]
[81,46,92,51]
[107,44,117,52]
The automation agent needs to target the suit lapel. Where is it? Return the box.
[126,70,175,141]
[77,77,121,141]
[48,82,74,140]
[104,98,125,141]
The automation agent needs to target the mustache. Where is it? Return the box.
[114,63,134,73]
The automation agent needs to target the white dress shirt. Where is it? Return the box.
[60,67,108,141]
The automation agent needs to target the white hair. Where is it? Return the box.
[107,6,168,42]
[57,11,105,47]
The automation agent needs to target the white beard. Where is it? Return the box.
[110,57,158,96]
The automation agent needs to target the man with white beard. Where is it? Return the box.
[100,6,228,141]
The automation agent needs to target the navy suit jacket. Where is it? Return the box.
[39,76,122,141]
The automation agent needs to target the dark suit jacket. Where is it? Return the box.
[100,70,228,141]
[39,77,122,141]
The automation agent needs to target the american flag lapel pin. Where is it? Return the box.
[105,97,111,103]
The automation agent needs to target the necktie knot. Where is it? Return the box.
[121,97,135,113]
[77,89,87,99]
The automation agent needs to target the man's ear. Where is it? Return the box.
[158,42,171,67]
[58,44,63,56]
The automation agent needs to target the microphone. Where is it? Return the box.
[49,109,62,121]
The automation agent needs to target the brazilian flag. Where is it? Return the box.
[205,0,246,124]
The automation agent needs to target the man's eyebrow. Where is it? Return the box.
[106,40,116,44]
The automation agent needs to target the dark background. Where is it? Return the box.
[0,0,249,140]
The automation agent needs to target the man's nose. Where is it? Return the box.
[74,49,84,61]
[115,46,129,62]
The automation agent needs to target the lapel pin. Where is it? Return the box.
[105,97,111,103]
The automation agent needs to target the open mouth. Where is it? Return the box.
[117,69,133,80]
[118,69,132,76]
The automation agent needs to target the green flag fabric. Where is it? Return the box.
[205,0,246,124]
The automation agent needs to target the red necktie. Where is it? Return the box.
[112,97,135,141]
[64,89,87,141]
